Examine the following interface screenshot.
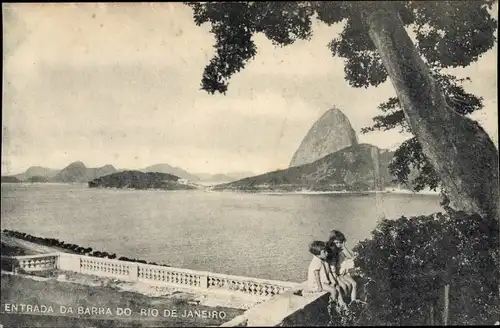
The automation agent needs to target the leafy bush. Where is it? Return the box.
[352,212,499,325]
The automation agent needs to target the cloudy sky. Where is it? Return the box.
[2,3,498,175]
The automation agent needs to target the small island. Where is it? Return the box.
[88,170,197,190]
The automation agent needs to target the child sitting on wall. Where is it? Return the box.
[327,230,358,303]
[306,240,347,308]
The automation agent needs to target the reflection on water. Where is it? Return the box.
[1,183,442,282]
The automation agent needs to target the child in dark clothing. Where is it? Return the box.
[327,230,358,303]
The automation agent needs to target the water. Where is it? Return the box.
[1,183,442,282]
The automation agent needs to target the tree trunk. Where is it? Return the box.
[360,2,499,222]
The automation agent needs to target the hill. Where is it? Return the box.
[224,171,257,181]
[196,173,234,182]
[13,166,59,181]
[214,144,395,192]
[142,164,200,181]
[1,176,21,183]
[289,107,358,167]
[52,162,117,183]
[95,164,117,178]
[88,171,196,190]
[52,161,88,182]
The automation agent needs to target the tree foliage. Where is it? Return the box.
[362,70,487,192]
[352,212,499,325]
[186,1,497,192]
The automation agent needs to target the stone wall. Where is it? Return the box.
[221,282,331,326]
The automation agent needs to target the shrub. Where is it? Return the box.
[352,211,499,325]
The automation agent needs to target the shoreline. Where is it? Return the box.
[1,182,86,186]
[1,230,171,267]
[378,188,441,196]
[210,189,440,196]
[2,182,440,196]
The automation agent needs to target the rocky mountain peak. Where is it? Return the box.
[289,107,358,167]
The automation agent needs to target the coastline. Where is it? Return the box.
[3,181,441,196]
[209,188,441,196]
[378,188,441,196]
[249,190,371,196]
[1,182,85,186]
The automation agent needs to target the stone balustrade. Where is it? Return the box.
[137,262,207,289]
[207,271,297,299]
[8,252,298,300]
[12,253,59,272]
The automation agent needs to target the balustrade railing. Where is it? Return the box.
[7,252,298,299]
[79,256,134,280]
[13,253,59,271]
[137,262,206,288]
[207,272,297,298]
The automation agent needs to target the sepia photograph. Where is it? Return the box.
[1,1,499,327]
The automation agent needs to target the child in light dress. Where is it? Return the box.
[306,240,347,308]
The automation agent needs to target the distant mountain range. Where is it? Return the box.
[141,164,200,181]
[2,162,257,184]
[195,171,257,182]
[2,107,408,192]
[53,161,117,183]
[11,166,60,181]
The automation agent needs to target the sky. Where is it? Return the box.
[2,3,498,175]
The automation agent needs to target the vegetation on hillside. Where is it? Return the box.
[88,170,196,190]
[215,144,394,192]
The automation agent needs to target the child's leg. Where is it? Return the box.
[338,275,352,297]
[323,284,347,308]
[343,274,358,301]
[335,284,348,308]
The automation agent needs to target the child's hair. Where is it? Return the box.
[328,230,346,243]
[325,242,340,262]
[309,240,326,256]
[325,239,336,251]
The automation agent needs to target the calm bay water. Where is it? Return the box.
[1,183,442,282]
